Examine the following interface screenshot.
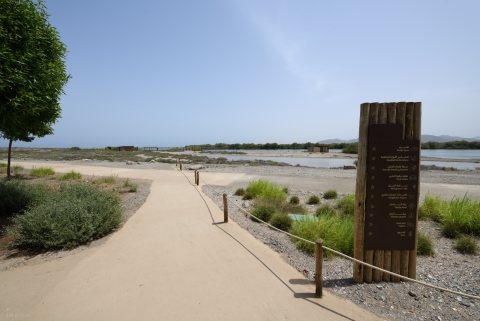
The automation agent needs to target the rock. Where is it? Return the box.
[460,301,471,307]
[456,296,462,302]
[376,285,384,289]
[408,291,417,298]
[126,161,134,165]
[434,316,442,321]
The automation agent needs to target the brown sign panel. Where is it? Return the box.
[364,124,420,250]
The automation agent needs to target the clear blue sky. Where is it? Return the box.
[3,0,480,148]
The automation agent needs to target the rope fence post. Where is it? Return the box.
[194,170,197,184]
[223,193,228,223]
[315,239,323,297]
[196,171,200,186]
[179,161,182,171]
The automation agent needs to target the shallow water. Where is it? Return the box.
[205,152,479,170]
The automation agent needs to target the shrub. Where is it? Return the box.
[0,179,51,217]
[59,171,82,181]
[336,194,355,217]
[289,196,300,205]
[242,191,253,200]
[280,202,306,214]
[417,232,435,256]
[13,165,24,176]
[251,204,276,222]
[10,183,122,250]
[315,205,336,217]
[455,235,478,254]
[246,180,287,204]
[30,167,55,176]
[269,213,293,232]
[123,179,137,192]
[323,190,338,200]
[306,195,320,205]
[342,143,358,154]
[95,175,117,185]
[282,187,289,194]
[441,196,480,238]
[234,188,245,196]
[0,163,7,168]
[291,215,354,258]
[418,195,443,222]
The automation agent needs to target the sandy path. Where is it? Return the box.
[0,162,383,321]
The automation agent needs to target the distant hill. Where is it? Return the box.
[318,135,480,144]
[420,135,480,143]
[317,138,357,144]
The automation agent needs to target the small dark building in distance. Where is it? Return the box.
[105,146,138,151]
[308,145,329,153]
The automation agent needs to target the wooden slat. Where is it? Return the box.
[353,103,370,283]
[408,102,422,278]
[372,104,387,282]
[391,102,407,281]
[363,103,379,283]
[400,103,415,277]
[383,103,396,282]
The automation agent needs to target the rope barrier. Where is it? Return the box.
[182,167,480,301]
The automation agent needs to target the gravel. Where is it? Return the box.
[202,182,480,321]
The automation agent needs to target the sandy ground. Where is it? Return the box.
[0,162,384,321]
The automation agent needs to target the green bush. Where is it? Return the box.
[336,194,355,217]
[419,195,443,221]
[13,165,24,175]
[10,183,122,250]
[323,190,338,200]
[342,143,358,154]
[291,215,354,258]
[123,179,137,192]
[30,167,55,176]
[441,196,480,238]
[246,180,287,204]
[279,202,306,215]
[289,196,300,205]
[455,235,478,254]
[95,175,117,185]
[0,163,7,168]
[417,232,435,256]
[306,195,320,205]
[234,188,245,196]
[282,187,289,194]
[315,205,336,217]
[251,204,276,223]
[59,171,82,181]
[0,179,51,217]
[242,191,253,200]
[269,213,293,232]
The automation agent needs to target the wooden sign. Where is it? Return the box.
[364,124,420,250]
[353,102,421,284]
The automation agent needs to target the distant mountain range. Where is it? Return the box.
[318,135,480,144]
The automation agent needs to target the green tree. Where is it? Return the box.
[0,0,69,177]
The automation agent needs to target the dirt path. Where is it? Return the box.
[0,162,384,321]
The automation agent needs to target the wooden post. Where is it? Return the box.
[223,193,228,223]
[179,161,182,171]
[353,103,370,283]
[315,239,323,297]
[196,171,200,186]
[408,102,422,279]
